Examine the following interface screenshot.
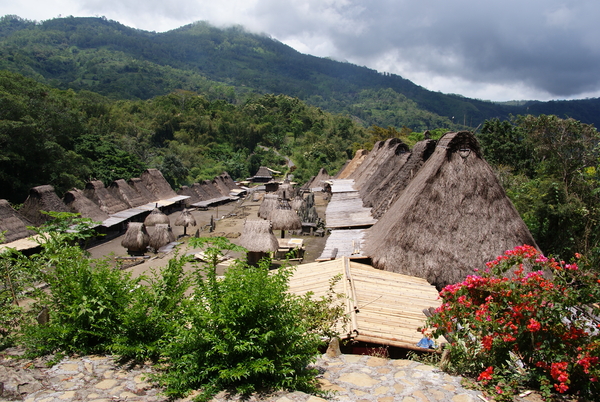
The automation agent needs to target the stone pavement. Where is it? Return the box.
[1,348,487,402]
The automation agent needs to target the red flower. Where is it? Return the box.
[527,318,541,332]
[477,366,494,382]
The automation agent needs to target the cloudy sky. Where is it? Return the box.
[3,0,600,102]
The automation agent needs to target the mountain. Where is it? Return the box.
[1,15,600,129]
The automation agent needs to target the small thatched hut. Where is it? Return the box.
[149,223,175,251]
[365,131,538,289]
[144,207,170,227]
[0,199,34,243]
[108,179,149,208]
[84,180,129,215]
[271,199,302,238]
[121,222,150,255]
[258,194,279,220]
[128,177,157,203]
[20,185,70,227]
[276,181,295,200]
[140,169,177,200]
[177,186,201,206]
[63,189,109,223]
[174,209,197,236]
[238,219,279,264]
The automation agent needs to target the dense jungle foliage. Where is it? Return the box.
[2,15,600,129]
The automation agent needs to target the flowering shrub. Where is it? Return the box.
[425,245,600,400]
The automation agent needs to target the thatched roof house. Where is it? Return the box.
[108,179,149,208]
[212,176,232,197]
[251,166,273,183]
[258,194,279,220]
[63,189,109,223]
[0,199,34,243]
[149,223,175,251]
[144,208,170,227]
[177,186,201,206]
[190,183,211,201]
[140,169,177,200]
[128,177,157,203]
[200,180,223,199]
[219,172,239,190]
[121,222,150,255]
[276,182,295,200]
[271,199,302,237]
[239,219,279,265]
[84,180,129,215]
[336,149,368,179]
[353,139,409,191]
[303,168,332,191]
[365,131,538,289]
[20,185,70,226]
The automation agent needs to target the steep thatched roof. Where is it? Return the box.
[0,199,34,243]
[84,180,129,215]
[219,172,239,190]
[238,219,279,252]
[174,209,197,227]
[336,149,368,179]
[304,168,332,190]
[212,176,232,196]
[258,194,279,220]
[353,139,409,191]
[291,195,306,212]
[276,182,295,200]
[108,179,149,208]
[271,199,302,231]
[128,177,157,203]
[177,186,201,206]
[253,166,272,180]
[121,222,149,254]
[149,223,175,251]
[140,169,177,200]
[200,180,223,199]
[363,139,436,219]
[63,189,109,223]
[20,185,70,226]
[365,131,538,289]
[144,208,170,226]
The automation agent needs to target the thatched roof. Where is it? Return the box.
[149,223,175,251]
[291,195,306,212]
[271,199,302,231]
[20,185,70,226]
[304,168,332,190]
[276,182,295,200]
[336,149,368,179]
[190,183,211,201]
[353,139,409,191]
[258,194,279,220]
[121,222,149,254]
[174,209,197,227]
[84,180,129,215]
[144,207,170,226]
[363,139,436,219]
[365,131,538,289]
[128,177,157,203]
[63,189,109,223]
[0,199,34,243]
[108,179,149,208]
[253,166,273,180]
[177,186,201,206]
[238,219,279,252]
[200,180,223,199]
[140,169,177,200]
[219,172,239,190]
[212,176,232,196]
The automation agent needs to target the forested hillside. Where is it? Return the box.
[2,15,600,129]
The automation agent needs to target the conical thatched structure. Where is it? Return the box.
[121,222,150,255]
[144,207,170,226]
[291,195,306,212]
[354,139,409,191]
[276,182,295,200]
[258,194,279,220]
[239,219,279,264]
[140,169,177,200]
[365,131,538,289]
[108,179,148,208]
[20,185,70,226]
[336,149,368,179]
[149,223,175,251]
[212,176,231,196]
[177,186,201,206]
[63,189,109,223]
[128,177,157,203]
[84,180,129,215]
[271,199,302,238]
[0,199,34,243]
[174,209,197,236]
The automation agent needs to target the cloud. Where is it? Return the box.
[4,0,600,101]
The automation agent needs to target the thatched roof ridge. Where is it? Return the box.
[128,177,157,203]
[356,139,409,192]
[121,222,149,254]
[305,168,332,190]
[353,139,407,190]
[144,208,170,226]
[177,186,201,206]
[364,139,436,219]
[149,223,175,251]
[258,194,279,220]
[332,160,350,179]
[174,209,197,227]
[83,180,129,215]
[336,149,368,179]
[365,131,538,289]
[140,169,177,200]
[200,180,223,199]
[212,176,231,196]
[190,183,211,201]
[0,199,34,243]
[238,219,279,252]
[63,189,109,223]
[253,166,272,179]
[219,172,239,190]
[20,185,69,226]
[108,179,148,208]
